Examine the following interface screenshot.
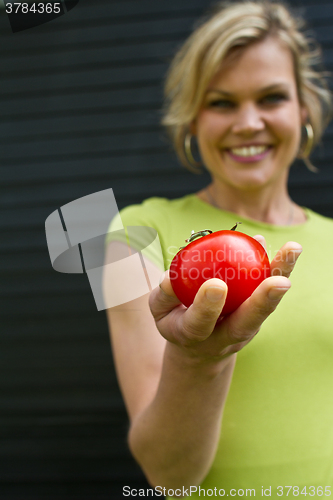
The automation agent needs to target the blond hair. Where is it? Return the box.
[162,0,332,172]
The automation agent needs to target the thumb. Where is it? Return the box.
[182,279,228,342]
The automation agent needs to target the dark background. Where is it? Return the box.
[0,0,332,499]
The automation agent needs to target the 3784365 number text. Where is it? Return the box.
[277,486,331,496]
[5,3,62,14]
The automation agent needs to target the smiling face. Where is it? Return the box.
[192,37,307,192]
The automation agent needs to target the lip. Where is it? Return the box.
[226,145,273,163]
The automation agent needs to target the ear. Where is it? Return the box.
[300,105,308,125]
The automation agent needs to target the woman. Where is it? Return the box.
[104,1,333,497]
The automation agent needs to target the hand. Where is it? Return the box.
[149,237,302,362]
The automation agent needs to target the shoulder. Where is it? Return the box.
[118,194,201,227]
[293,207,333,258]
[304,207,333,231]
[106,193,202,254]
[105,195,204,271]
[119,197,169,224]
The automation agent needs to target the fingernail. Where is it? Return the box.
[286,249,302,263]
[268,287,290,300]
[205,287,225,302]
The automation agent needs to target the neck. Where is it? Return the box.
[201,181,301,226]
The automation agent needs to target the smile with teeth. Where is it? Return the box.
[229,145,270,157]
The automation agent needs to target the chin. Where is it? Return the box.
[226,168,282,190]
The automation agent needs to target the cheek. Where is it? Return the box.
[196,111,230,143]
[276,105,301,133]
[271,105,302,144]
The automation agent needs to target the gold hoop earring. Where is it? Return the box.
[184,133,202,173]
[298,123,318,173]
[299,123,314,159]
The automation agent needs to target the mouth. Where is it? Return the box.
[226,145,272,163]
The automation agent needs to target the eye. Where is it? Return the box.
[208,99,235,109]
[261,93,288,105]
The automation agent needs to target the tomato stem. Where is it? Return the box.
[230,222,242,231]
[185,229,213,243]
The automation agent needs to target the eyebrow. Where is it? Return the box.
[206,83,290,96]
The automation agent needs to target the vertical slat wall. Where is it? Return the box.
[0,0,332,498]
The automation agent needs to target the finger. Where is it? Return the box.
[181,279,228,343]
[149,271,182,321]
[223,276,291,344]
[158,270,177,297]
[252,234,267,252]
[270,241,302,277]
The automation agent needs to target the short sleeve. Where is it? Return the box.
[105,202,165,271]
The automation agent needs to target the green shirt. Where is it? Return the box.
[109,194,333,498]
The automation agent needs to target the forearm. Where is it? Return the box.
[128,342,236,490]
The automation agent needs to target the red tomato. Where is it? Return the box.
[170,226,271,316]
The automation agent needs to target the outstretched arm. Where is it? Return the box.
[104,238,302,490]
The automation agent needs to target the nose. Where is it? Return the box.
[231,103,265,135]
